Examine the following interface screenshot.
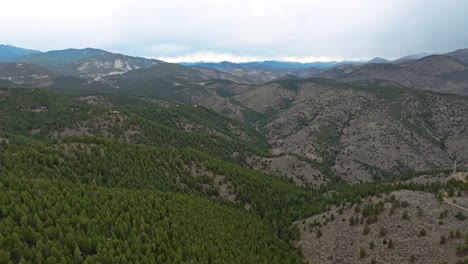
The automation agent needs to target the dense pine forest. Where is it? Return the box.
[0,87,467,263]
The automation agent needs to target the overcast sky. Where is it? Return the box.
[2,0,467,62]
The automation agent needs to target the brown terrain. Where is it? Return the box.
[180,79,468,183]
[295,188,468,264]
[319,55,468,95]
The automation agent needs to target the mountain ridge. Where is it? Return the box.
[0,44,41,62]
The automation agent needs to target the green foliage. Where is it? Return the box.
[402,210,410,220]
[314,122,341,164]
[419,228,427,237]
[455,212,466,221]
[457,245,468,256]
[379,226,387,237]
[387,239,394,249]
[359,247,366,258]
[0,176,300,263]
[215,87,237,98]
[316,229,322,238]
[0,88,269,164]
[278,80,300,91]
[363,225,371,235]
[440,235,447,245]
[1,86,465,263]
[0,89,93,138]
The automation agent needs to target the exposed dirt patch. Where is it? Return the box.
[78,95,113,107]
[247,155,328,187]
[185,162,237,202]
[31,106,48,112]
[50,112,140,142]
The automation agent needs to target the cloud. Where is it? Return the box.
[146,44,189,55]
[157,51,348,63]
[1,0,468,61]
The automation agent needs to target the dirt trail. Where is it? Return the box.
[442,172,468,212]
[443,197,468,212]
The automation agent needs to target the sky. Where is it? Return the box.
[1,0,468,62]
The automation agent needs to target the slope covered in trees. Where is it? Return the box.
[0,87,467,263]
[0,176,301,263]
[0,88,269,164]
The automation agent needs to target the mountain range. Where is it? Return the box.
[1,44,467,263]
[2,44,468,94]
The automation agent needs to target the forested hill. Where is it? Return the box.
[0,87,467,263]
[0,88,269,164]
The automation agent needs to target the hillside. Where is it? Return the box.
[446,48,468,64]
[0,85,466,264]
[295,188,468,263]
[18,74,467,185]
[41,76,468,184]
[319,55,468,95]
[0,88,269,164]
[0,63,56,87]
[154,78,468,183]
[0,173,300,263]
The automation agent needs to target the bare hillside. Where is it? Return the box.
[295,189,468,264]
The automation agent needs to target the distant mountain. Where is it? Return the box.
[3,45,468,93]
[445,48,468,64]
[0,44,41,62]
[393,52,433,64]
[103,63,247,89]
[59,52,164,80]
[319,55,468,95]
[14,48,168,81]
[187,61,324,84]
[367,57,390,64]
[16,48,107,70]
[185,60,339,70]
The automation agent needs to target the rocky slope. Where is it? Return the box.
[60,52,163,80]
[295,188,468,264]
[174,78,468,183]
[319,55,468,95]
[0,63,56,87]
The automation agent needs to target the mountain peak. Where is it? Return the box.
[368,57,390,64]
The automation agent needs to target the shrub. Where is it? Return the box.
[402,211,410,220]
[379,227,387,237]
[455,212,466,220]
[388,239,394,249]
[363,225,371,235]
[359,247,366,258]
[440,235,446,245]
[316,229,322,238]
[456,245,468,256]
[419,228,427,237]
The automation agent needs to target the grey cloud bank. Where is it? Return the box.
[1,0,467,62]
